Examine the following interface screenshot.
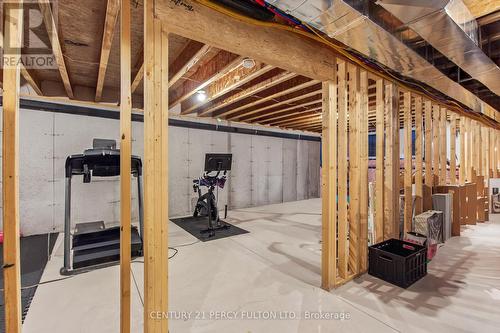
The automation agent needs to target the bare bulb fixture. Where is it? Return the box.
[242,58,256,69]
[196,90,207,102]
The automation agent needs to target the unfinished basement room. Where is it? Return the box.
[1,0,500,332]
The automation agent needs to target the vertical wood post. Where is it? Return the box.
[359,71,369,273]
[465,117,471,181]
[144,1,169,331]
[337,60,348,279]
[450,114,457,184]
[432,105,440,185]
[321,75,337,291]
[423,100,433,210]
[120,0,132,331]
[459,117,466,184]
[403,92,412,234]
[347,64,360,275]
[414,96,423,215]
[375,78,384,243]
[2,2,23,332]
[384,82,399,239]
[439,108,447,184]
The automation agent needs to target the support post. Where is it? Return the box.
[321,75,337,291]
[348,64,360,275]
[120,0,132,331]
[450,114,457,184]
[2,2,23,332]
[144,1,169,331]
[414,96,423,215]
[337,60,348,279]
[459,117,466,184]
[375,78,384,243]
[403,92,412,234]
[432,105,440,185]
[440,108,447,184]
[359,70,369,273]
[384,82,399,239]
[423,100,433,210]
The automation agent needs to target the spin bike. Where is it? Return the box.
[193,154,232,237]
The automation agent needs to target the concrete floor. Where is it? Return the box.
[23,199,500,333]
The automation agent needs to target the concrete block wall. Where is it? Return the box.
[0,106,321,236]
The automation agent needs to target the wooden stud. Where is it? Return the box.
[450,114,457,184]
[359,71,369,273]
[321,75,337,291]
[414,96,423,215]
[2,2,23,332]
[375,78,384,243]
[403,91,412,234]
[144,1,169,331]
[383,82,400,240]
[440,108,447,184]
[459,117,466,184]
[423,100,433,210]
[38,0,74,98]
[120,0,132,331]
[348,64,360,275]
[465,117,472,181]
[432,105,440,185]
[337,60,348,279]
[96,0,120,102]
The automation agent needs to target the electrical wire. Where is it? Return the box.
[196,0,498,128]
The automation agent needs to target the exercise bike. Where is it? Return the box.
[192,154,232,237]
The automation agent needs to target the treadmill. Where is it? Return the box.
[61,139,143,275]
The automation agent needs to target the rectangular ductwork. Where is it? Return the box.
[267,0,498,115]
[377,0,500,96]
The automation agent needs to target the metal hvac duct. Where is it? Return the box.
[377,0,500,96]
[267,0,497,114]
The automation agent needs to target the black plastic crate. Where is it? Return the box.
[368,239,427,288]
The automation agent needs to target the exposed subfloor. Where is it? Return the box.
[23,199,500,333]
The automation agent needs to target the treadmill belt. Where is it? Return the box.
[0,233,58,333]
[171,216,249,242]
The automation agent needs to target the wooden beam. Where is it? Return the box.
[348,64,360,275]
[38,0,74,98]
[95,0,120,102]
[197,71,297,117]
[271,113,321,126]
[337,60,348,279]
[440,108,447,184]
[2,2,23,332]
[218,79,319,119]
[465,117,472,181]
[321,76,337,291]
[375,78,384,243]
[119,0,131,331]
[169,42,211,88]
[403,91,412,234]
[423,100,433,210]
[384,82,399,240]
[359,70,369,273]
[243,99,321,123]
[257,105,322,125]
[450,113,457,184]
[131,62,144,94]
[170,52,242,107]
[144,1,168,330]
[227,88,321,121]
[20,66,43,95]
[181,64,274,115]
[414,96,423,215]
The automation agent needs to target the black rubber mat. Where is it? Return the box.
[171,216,249,242]
[0,233,58,332]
